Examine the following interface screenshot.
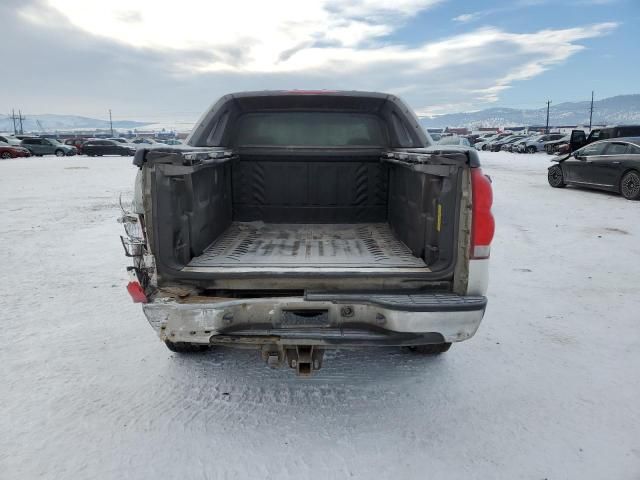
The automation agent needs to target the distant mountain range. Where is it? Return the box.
[419,94,640,129]
[4,94,639,133]
[0,114,150,133]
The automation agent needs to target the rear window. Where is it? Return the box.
[233,112,386,147]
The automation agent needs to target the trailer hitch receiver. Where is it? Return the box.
[286,346,325,376]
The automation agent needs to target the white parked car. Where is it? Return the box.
[517,134,566,153]
[437,135,473,148]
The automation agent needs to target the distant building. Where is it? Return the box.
[444,127,469,135]
[132,129,177,140]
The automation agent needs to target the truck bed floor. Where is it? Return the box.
[187,222,426,269]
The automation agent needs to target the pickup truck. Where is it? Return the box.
[568,125,640,152]
[119,91,494,375]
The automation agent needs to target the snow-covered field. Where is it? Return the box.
[1,152,638,479]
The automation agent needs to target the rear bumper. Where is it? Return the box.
[142,293,487,347]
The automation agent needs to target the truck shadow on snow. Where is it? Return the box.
[159,346,456,410]
[134,345,470,432]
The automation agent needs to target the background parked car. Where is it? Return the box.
[64,138,87,154]
[107,138,136,147]
[547,137,640,200]
[545,135,570,154]
[491,135,526,152]
[555,143,570,156]
[476,133,497,141]
[473,139,489,150]
[499,136,528,151]
[162,139,183,146]
[518,134,565,153]
[0,135,22,146]
[0,141,31,158]
[507,137,530,152]
[476,133,512,150]
[82,139,137,156]
[436,135,472,147]
[21,137,77,156]
[131,138,161,147]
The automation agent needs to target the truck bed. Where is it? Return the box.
[186,222,427,269]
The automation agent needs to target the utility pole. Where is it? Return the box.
[109,109,114,137]
[545,100,551,134]
[11,109,17,135]
[589,91,594,130]
[17,110,25,135]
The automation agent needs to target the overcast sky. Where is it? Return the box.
[2,0,638,123]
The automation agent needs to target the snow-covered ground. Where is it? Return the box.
[1,152,638,479]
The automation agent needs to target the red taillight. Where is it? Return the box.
[470,168,495,259]
[126,281,148,303]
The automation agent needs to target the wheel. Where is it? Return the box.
[548,164,566,188]
[481,144,487,151]
[1,152,12,159]
[409,343,451,354]
[55,149,65,157]
[526,146,536,153]
[164,340,210,353]
[620,170,640,200]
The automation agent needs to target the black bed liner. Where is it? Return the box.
[187,222,427,268]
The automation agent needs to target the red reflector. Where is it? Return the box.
[470,168,495,259]
[127,281,148,303]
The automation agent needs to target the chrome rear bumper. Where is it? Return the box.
[142,294,487,347]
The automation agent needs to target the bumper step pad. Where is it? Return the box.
[304,292,487,312]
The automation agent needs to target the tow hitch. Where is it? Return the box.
[262,345,325,376]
